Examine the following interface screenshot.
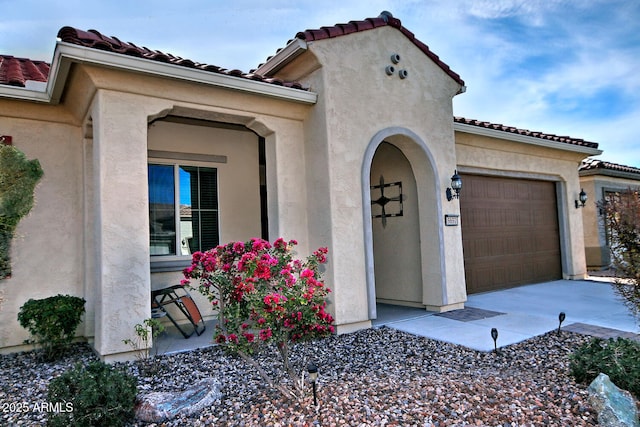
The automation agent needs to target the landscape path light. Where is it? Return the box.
[558,312,566,334]
[491,327,498,352]
[307,362,318,406]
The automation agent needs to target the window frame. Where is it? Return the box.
[148,157,221,270]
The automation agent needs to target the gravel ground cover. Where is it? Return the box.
[0,327,615,426]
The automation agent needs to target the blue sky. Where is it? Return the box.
[2,0,639,166]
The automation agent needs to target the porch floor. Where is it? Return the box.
[152,319,217,355]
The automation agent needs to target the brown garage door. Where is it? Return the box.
[460,174,562,294]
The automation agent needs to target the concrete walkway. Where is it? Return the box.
[374,278,640,351]
[155,278,639,354]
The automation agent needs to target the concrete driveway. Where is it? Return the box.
[374,278,639,351]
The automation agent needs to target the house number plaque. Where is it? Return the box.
[445,214,459,226]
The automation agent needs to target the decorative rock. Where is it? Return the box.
[587,373,639,427]
[135,377,222,422]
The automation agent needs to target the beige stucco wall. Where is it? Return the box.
[274,26,467,331]
[579,173,640,268]
[455,131,591,279]
[0,113,83,352]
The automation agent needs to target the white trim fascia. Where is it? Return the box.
[254,38,308,76]
[454,122,603,156]
[1,41,318,105]
[0,84,50,102]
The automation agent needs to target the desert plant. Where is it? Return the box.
[569,337,640,398]
[183,237,334,400]
[122,317,165,360]
[17,294,85,361]
[0,143,43,279]
[598,189,640,322]
[47,361,137,426]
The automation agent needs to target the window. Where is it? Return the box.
[148,164,219,257]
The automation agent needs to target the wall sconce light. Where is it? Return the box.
[446,170,462,201]
[575,189,587,209]
[307,362,318,406]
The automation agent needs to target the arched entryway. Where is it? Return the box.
[370,142,422,305]
[362,128,446,319]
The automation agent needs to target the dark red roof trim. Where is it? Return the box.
[0,55,50,87]
[580,158,640,175]
[55,27,305,90]
[287,12,464,87]
[455,117,599,149]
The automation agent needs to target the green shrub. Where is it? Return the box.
[17,294,85,361]
[569,337,640,398]
[47,361,137,427]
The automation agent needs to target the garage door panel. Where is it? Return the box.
[461,174,562,294]
[535,234,561,252]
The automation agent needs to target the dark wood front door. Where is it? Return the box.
[460,174,562,294]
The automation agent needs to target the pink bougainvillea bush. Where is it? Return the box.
[182,237,334,399]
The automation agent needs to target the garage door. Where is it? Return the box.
[460,174,562,294]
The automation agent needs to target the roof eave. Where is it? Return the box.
[454,122,603,156]
[1,42,318,105]
[255,38,308,77]
[579,168,640,180]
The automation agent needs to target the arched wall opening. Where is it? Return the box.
[370,142,422,305]
[362,128,446,319]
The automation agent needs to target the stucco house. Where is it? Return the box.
[579,158,640,269]
[0,12,602,361]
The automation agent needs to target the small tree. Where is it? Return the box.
[183,237,334,400]
[122,317,165,360]
[0,143,43,279]
[598,189,640,321]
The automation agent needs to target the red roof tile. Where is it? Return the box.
[281,12,464,87]
[454,116,599,150]
[55,26,306,90]
[580,158,640,175]
[0,55,50,87]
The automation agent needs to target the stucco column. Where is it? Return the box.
[90,91,151,361]
[258,118,310,250]
[563,178,589,279]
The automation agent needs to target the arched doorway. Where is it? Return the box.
[370,142,422,305]
[362,128,446,319]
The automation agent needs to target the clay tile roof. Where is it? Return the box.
[54,26,307,91]
[0,55,50,87]
[454,116,599,150]
[289,12,464,86]
[580,158,640,176]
